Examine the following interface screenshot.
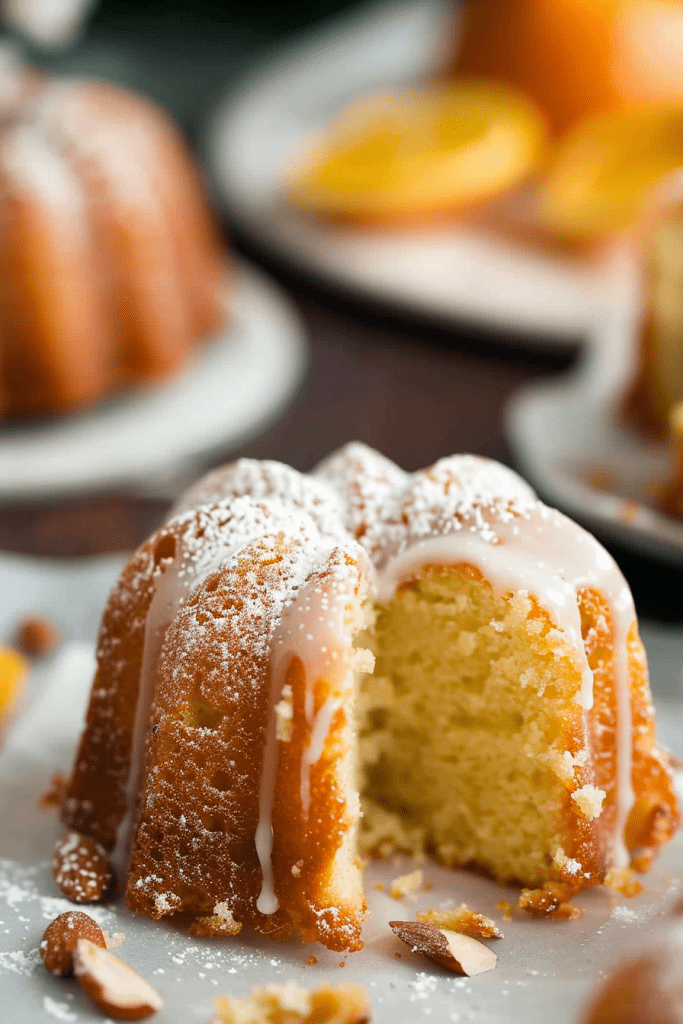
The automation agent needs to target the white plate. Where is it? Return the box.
[206,0,614,345]
[505,251,683,564]
[0,261,307,503]
[1,550,683,1023]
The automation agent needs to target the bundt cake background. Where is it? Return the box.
[0,54,226,418]
[61,443,677,952]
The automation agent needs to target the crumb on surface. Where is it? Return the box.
[390,869,423,901]
[103,931,125,950]
[39,773,66,810]
[211,981,370,1024]
[605,867,643,898]
[495,900,513,922]
[631,850,655,874]
[417,904,503,939]
[518,882,584,920]
[189,903,242,938]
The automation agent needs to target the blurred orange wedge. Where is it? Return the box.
[286,82,548,226]
[0,644,27,721]
[541,105,683,242]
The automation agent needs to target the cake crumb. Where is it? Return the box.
[518,882,584,920]
[103,931,125,950]
[631,850,655,874]
[307,957,317,966]
[189,903,242,938]
[605,867,643,898]
[373,882,385,892]
[211,981,370,1024]
[571,785,606,821]
[586,463,616,492]
[619,500,640,524]
[39,774,66,810]
[390,869,423,901]
[495,901,513,922]
[417,904,503,940]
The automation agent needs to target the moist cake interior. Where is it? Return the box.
[354,564,592,887]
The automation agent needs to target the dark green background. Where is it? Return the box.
[3,0,374,139]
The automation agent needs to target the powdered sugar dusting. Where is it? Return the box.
[42,995,77,1021]
[0,947,41,975]
[0,856,118,978]
[0,123,85,215]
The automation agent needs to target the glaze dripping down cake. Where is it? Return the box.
[62,444,678,951]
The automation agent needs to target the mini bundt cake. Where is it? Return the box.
[579,918,683,1024]
[625,171,683,437]
[0,58,225,417]
[61,444,678,951]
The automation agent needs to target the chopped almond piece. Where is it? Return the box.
[73,939,163,1020]
[390,920,497,976]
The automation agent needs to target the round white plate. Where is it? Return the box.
[505,250,683,563]
[1,550,683,1023]
[0,261,307,503]
[206,0,614,345]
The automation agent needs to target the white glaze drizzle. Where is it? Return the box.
[113,509,248,869]
[256,553,363,914]
[302,698,342,815]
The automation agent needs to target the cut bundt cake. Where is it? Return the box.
[0,57,225,417]
[62,444,679,951]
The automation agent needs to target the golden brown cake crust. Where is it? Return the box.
[62,445,679,950]
[0,69,225,418]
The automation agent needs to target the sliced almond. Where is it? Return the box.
[389,920,497,976]
[73,939,163,1020]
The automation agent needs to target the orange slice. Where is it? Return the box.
[286,82,547,226]
[0,644,27,721]
[540,105,683,241]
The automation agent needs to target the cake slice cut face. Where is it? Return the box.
[62,445,679,950]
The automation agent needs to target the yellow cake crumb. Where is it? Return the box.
[605,867,643,898]
[390,869,423,901]
[212,982,370,1024]
[496,900,514,922]
[417,904,503,939]
[570,785,606,821]
[518,882,584,920]
[631,849,656,874]
[189,903,242,938]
